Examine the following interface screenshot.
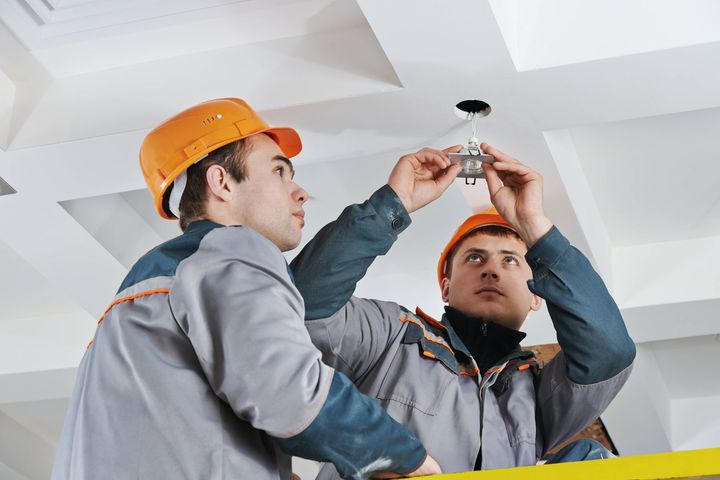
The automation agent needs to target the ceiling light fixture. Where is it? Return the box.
[449,99,494,185]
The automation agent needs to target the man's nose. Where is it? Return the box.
[292,183,309,204]
[480,265,499,280]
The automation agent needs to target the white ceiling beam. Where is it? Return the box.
[621,298,720,345]
[0,313,95,376]
[0,128,146,200]
[356,0,515,85]
[0,462,30,480]
[490,0,720,72]
[0,22,52,150]
[61,193,164,270]
[0,195,128,318]
[614,235,720,308]
[0,69,14,150]
[0,410,54,480]
[543,128,613,283]
[29,0,368,77]
[671,396,720,451]
[516,40,720,131]
[0,368,76,405]
[566,107,720,247]
[9,26,401,149]
[8,0,249,27]
[2,0,359,51]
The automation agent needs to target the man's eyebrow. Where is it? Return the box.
[272,155,295,178]
[460,247,488,256]
[460,247,522,257]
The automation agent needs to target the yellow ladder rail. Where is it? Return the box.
[424,448,720,479]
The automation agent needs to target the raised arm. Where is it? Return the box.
[482,143,635,453]
[525,226,635,383]
[291,146,462,320]
[291,185,410,319]
[482,143,635,383]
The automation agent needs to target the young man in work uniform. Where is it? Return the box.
[291,143,637,477]
[52,98,442,480]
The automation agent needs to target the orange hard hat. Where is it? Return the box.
[140,98,302,219]
[437,207,516,287]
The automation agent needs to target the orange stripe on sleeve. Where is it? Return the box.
[87,288,170,349]
[97,288,170,325]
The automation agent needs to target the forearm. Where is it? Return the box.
[291,185,410,319]
[526,227,636,384]
[276,371,426,479]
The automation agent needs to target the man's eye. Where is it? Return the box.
[504,256,519,266]
[274,166,285,176]
[467,254,483,263]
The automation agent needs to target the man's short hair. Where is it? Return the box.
[445,225,525,278]
[176,138,252,231]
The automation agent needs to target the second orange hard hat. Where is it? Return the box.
[139,98,302,219]
[437,207,516,287]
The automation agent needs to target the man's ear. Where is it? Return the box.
[441,277,451,303]
[529,294,542,312]
[206,165,233,202]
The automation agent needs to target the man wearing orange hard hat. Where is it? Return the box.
[291,143,636,477]
[52,98,442,480]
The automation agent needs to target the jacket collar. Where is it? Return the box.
[443,306,527,374]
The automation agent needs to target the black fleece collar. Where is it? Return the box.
[444,306,527,375]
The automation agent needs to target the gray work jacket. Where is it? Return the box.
[290,186,636,478]
[52,220,426,480]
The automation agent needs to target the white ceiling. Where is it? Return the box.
[570,106,720,247]
[1,0,719,478]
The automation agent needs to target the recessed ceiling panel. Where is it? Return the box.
[569,107,720,247]
[489,0,720,71]
[60,191,166,270]
[2,0,255,47]
[10,25,401,148]
[2,0,369,76]
[650,334,720,400]
[120,189,184,242]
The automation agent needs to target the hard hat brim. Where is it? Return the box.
[264,126,302,159]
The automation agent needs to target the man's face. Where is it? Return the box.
[229,134,308,252]
[441,232,541,330]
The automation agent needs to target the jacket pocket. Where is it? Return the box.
[376,341,455,416]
